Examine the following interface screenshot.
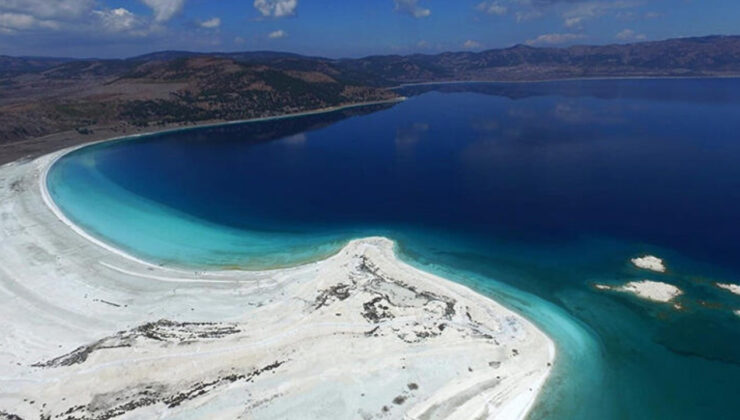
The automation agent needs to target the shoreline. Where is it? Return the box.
[38,96,408,272]
[0,97,406,166]
[1,127,555,418]
[389,74,740,89]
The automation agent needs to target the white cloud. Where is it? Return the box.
[0,0,168,36]
[199,17,221,29]
[0,0,93,20]
[0,11,68,33]
[0,0,183,30]
[463,40,482,49]
[526,33,586,46]
[92,8,141,33]
[616,28,646,41]
[394,0,431,19]
[268,29,287,39]
[92,8,157,36]
[564,16,584,28]
[563,1,637,28]
[0,0,227,55]
[0,12,35,31]
[0,1,157,37]
[254,0,298,18]
[0,0,93,32]
[476,1,507,16]
[140,0,185,22]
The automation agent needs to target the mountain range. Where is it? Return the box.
[2,35,740,159]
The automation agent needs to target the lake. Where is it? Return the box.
[48,79,740,419]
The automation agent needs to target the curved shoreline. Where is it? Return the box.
[41,148,169,271]
[1,127,555,418]
[38,97,409,272]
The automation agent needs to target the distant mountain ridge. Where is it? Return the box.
[0,56,77,77]
[4,35,740,82]
[336,35,740,83]
[129,50,318,62]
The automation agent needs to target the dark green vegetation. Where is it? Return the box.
[2,35,740,148]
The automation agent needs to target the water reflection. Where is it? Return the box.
[156,102,399,147]
[396,78,740,104]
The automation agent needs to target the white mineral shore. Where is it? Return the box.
[631,255,666,273]
[0,150,554,419]
[716,283,740,296]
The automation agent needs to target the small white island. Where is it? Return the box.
[631,255,666,273]
[716,283,740,296]
[619,280,683,303]
[595,280,683,308]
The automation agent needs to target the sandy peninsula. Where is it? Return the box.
[0,149,554,419]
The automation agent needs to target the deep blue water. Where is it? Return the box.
[48,79,740,419]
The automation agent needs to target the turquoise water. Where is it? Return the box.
[48,80,740,418]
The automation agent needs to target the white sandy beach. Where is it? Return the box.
[0,148,554,419]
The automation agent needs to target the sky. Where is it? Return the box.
[0,0,738,58]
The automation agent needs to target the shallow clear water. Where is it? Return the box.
[48,79,740,418]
